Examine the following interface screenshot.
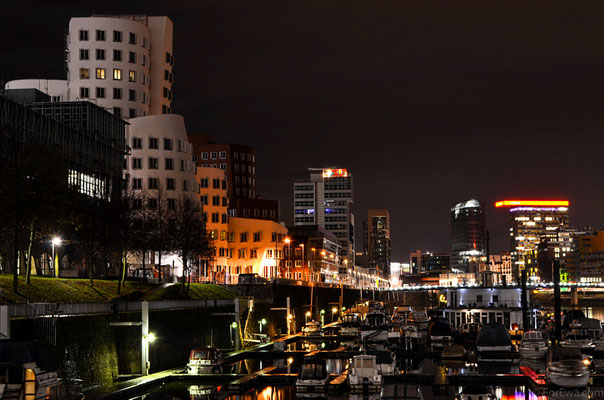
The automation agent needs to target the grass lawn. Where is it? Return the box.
[0,275,236,304]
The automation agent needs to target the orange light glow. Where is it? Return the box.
[495,200,569,208]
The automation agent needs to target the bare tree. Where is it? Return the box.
[170,197,212,291]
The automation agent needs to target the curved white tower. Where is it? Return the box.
[66,15,173,118]
[125,114,197,205]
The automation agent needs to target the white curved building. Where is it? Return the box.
[6,15,173,119]
[125,114,197,205]
[4,79,68,102]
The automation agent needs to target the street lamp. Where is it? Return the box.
[231,321,238,349]
[299,244,305,281]
[284,238,291,279]
[51,236,62,278]
[305,311,311,323]
[259,318,267,334]
[311,248,316,281]
[332,307,338,322]
[320,309,325,326]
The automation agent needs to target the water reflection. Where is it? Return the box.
[129,383,604,400]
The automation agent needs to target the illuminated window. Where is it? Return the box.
[113,68,122,80]
[129,70,136,82]
[80,68,90,79]
[24,368,36,400]
[96,68,106,80]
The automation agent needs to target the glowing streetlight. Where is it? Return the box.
[145,332,156,343]
[284,237,291,279]
[50,236,62,278]
[230,321,238,349]
[259,318,267,333]
[305,310,311,322]
[331,307,338,322]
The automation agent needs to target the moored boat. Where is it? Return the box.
[186,348,225,374]
[296,359,329,396]
[519,331,549,359]
[546,347,591,388]
[348,354,382,392]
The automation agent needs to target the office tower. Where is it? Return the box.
[7,14,174,119]
[409,250,450,273]
[293,168,354,262]
[188,134,257,205]
[365,209,392,278]
[450,199,486,273]
[495,199,570,280]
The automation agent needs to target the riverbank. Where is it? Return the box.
[0,275,236,304]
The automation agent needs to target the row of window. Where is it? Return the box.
[79,87,143,103]
[200,177,227,190]
[132,137,187,151]
[131,177,192,192]
[200,195,228,207]
[79,67,143,83]
[241,208,275,218]
[215,248,260,259]
[78,29,146,47]
[294,201,314,207]
[79,48,147,66]
[235,187,255,198]
[131,157,191,172]
[201,151,254,162]
[206,213,228,224]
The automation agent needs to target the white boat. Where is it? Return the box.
[376,352,397,375]
[546,347,591,388]
[186,348,225,374]
[560,335,595,353]
[348,354,382,392]
[302,320,324,336]
[381,383,423,399]
[429,319,453,348]
[0,341,65,400]
[562,317,602,354]
[519,331,549,359]
[361,311,389,346]
[296,360,329,396]
[340,314,361,349]
[454,386,497,400]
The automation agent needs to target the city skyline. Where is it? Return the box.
[3,1,604,260]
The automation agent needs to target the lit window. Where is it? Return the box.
[96,68,106,80]
[113,69,122,80]
[80,68,90,79]
[129,70,136,82]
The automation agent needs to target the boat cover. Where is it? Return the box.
[475,322,512,347]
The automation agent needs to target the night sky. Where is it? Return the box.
[3,1,604,261]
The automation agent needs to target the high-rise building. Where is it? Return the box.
[7,14,174,119]
[364,209,391,278]
[450,199,486,273]
[188,134,257,204]
[409,250,450,274]
[293,168,354,262]
[495,200,570,280]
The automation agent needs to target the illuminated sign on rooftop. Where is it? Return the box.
[322,169,348,178]
[495,200,570,208]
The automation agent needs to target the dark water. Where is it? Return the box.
[127,383,604,400]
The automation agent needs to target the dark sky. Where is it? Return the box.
[3,1,604,261]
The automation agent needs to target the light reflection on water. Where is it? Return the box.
[129,383,601,400]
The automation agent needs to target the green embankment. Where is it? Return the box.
[0,275,236,304]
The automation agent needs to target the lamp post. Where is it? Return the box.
[51,236,62,278]
[311,248,316,282]
[230,321,238,349]
[284,238,291,279]
[259,318,267,334]
[300,244,305,281]
[320,309,325,326]
[305,311,311,323]
[332,307,338,323]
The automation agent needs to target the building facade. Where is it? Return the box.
[228,198,278,222]
[364,209,392,278]
[496,200,570,280]
[197,167,229,282]
[410,250,450,274]
[226,217,287,283]
[1,89,126,201]
[286,225,343,283]
[188,134,257,204]
[293,168,354,263]
[125,114,198,205]
[6,15,174,119]
[489,253,513,284]
[450,199,486,273]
